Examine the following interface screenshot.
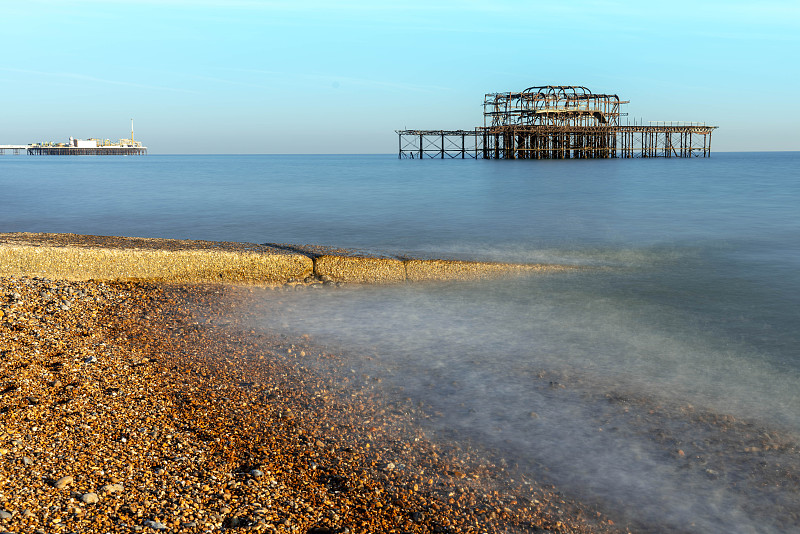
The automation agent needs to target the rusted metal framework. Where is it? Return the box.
[484,85,624,128]
[397,130,484,159]
[397,85,716,159]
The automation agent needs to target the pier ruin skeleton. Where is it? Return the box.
[397,86,716,159]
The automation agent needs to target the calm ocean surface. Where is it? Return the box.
[3,152,800,532]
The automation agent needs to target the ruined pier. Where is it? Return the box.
[397,86,716,159]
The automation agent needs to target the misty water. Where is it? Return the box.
[246,249,800,533]
[3,152,800,532]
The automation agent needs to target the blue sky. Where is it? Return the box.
[1,0,798,153]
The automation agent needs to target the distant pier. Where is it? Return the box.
[1,143,147,156]
[398,86,717,159]
[1,121,147,155]
[25,145,147,156]
[0,145,29,155]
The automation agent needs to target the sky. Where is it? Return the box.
[1,0,798,153]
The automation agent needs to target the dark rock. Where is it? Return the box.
[144,519,167,530]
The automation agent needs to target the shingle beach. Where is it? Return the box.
[0,233,618,534]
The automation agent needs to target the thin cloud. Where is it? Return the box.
[0,67,200,94]
[217,68,452,93]
[50,0,527,15]
[323,74,452,93]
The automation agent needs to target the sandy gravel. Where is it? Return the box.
[0,233,574,286]
[0,276,623,534]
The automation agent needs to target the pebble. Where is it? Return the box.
[100,483,124,494]
[52,475,74,489]
[0,510,11,520]
[81,492,99,504]
[144,519,167,530]
[249,469,264,478]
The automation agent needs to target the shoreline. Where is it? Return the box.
[0,276,621,533]
[0,233,574,286]
[4,233,800,532]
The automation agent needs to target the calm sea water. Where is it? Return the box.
[3,152,800,532]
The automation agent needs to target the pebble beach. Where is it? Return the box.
[0,275,622,534]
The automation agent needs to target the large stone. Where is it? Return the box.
[81,492,99,504]
[52,475,73,489]
[100,483,124,494]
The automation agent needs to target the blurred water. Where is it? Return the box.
[2,153,798,253]
[3,152,800,532]
[247,260,800,533]
[3,152,799,363]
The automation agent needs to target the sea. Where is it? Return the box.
[2,152,800,533]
